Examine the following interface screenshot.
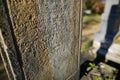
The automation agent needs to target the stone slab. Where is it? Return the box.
[0,0,82,80]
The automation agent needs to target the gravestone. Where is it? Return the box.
[0,0,82,80]
[93,0,120,64]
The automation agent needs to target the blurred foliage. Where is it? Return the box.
[84,0,96,9]
[83,14,101,23]
[82,40,93,53]
[84,0,105,14]
[83,14,101,28]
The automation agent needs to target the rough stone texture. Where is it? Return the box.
[0,0,24,80]
[0,0,81,80]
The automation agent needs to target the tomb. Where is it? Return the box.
[93,0,120,64]
[0,0,82,80]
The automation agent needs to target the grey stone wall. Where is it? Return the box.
[0,0,82,80]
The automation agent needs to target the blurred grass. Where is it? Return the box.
[81,14,101,53]
[83,14,101,28]
[82,40,93,53]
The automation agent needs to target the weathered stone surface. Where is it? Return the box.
[0,0,24,80]
[0,0,81,80]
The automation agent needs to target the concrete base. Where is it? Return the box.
[93,40,120,64]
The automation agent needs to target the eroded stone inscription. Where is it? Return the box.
[1,0,81,80]
[0,0,24,80]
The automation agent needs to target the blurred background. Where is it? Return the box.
[81,0,105,53]
[81,0,120,80]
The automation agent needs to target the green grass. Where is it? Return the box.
[82,40,93,53]
[83,14,101,23]
[81,14,101,53]
[83,14,101,28]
